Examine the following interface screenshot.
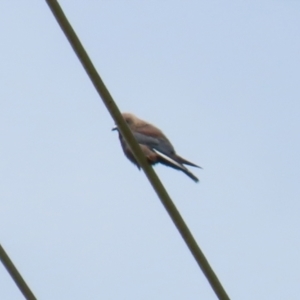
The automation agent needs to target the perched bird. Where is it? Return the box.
[112,113,201,182]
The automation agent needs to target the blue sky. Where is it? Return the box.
[0,1,300,299]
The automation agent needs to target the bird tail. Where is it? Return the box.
[175,155,202,169]
[153,149,199,182]
[181,168,199,182]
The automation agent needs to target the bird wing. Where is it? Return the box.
[132,126,201,169]
[152,149,187,170]
[132,132,175,157]
[133,131,189,170]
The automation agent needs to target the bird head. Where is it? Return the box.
[111,113,140,132]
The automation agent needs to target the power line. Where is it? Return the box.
[45,1,230,299]
[0,244,37,300]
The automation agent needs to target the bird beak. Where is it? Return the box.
[112,126,118,131]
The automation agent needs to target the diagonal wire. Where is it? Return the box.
[0,244,37,300]
[45,1,230,299]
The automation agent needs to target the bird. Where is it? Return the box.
[112,113,201,182]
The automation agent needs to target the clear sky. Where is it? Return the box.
[1,1,300,299]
